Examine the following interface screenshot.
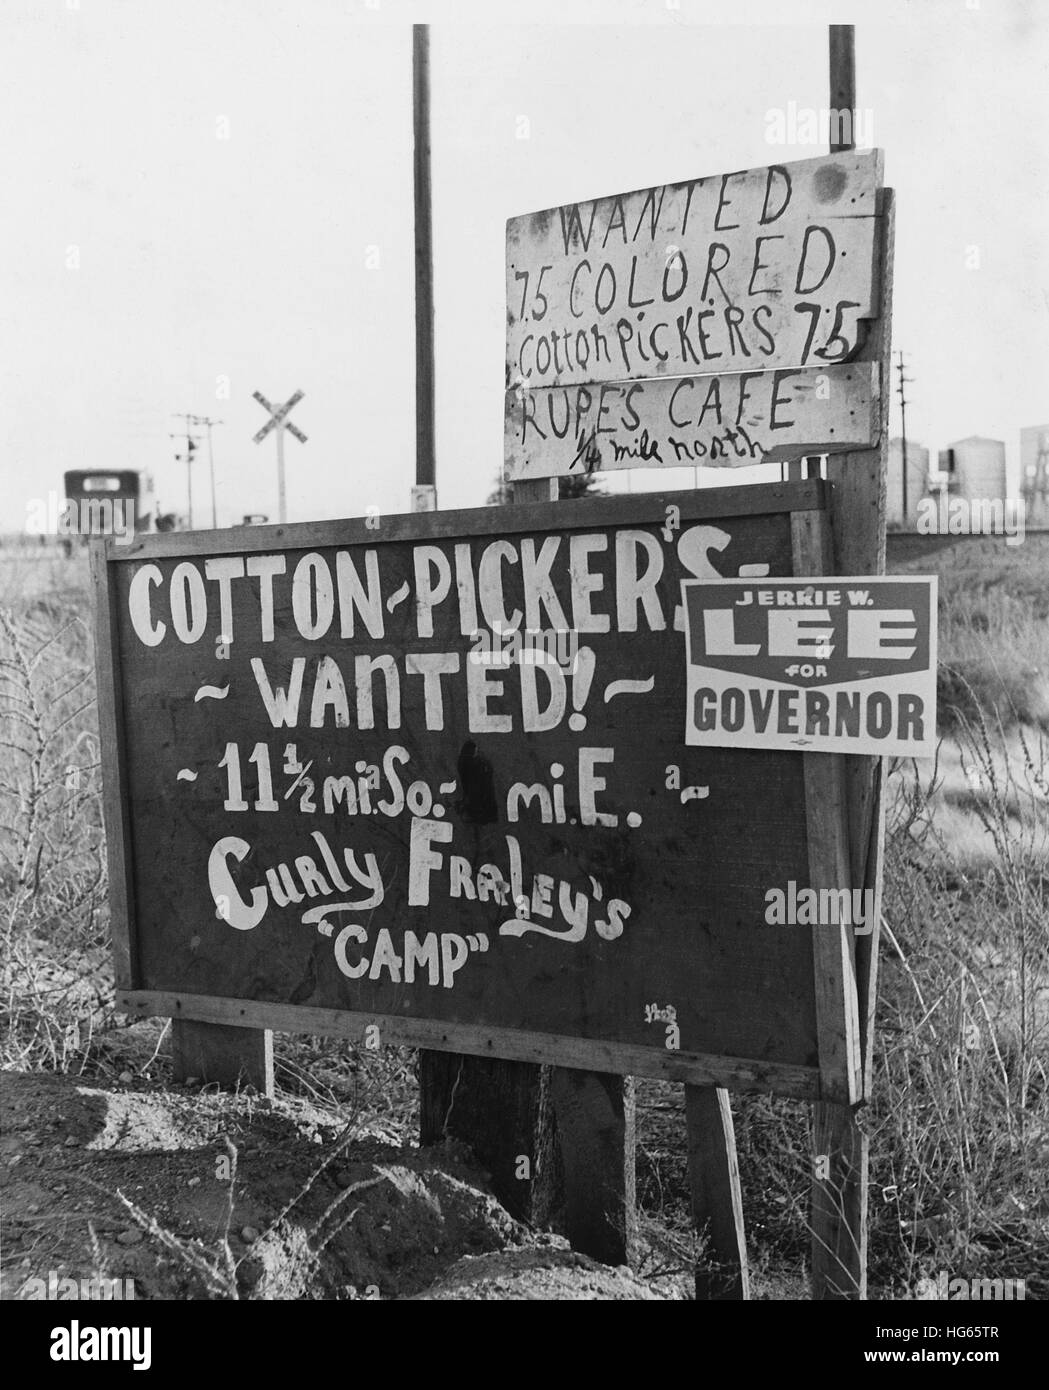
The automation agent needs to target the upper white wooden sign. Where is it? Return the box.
[505,149,883,392]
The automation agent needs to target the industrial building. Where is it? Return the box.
[886,437,929,528]
[1020,425,1049,525]
[938,436,1008,508]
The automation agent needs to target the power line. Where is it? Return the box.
[895,353,915,523]
[170,415,204,529]
[187,415,224,529]
[172,414,224,529]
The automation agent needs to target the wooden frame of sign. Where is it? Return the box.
[95,479,871,1292]
[95,479,851,1095]
[94,478,872,1289]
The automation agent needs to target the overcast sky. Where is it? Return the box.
[2,0,1047,529]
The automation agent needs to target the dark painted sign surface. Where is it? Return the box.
[96,487,840,1089]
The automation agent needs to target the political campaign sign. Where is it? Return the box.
[683,576,937,757]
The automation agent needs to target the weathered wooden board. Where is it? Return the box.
[116,990,820,1096]
[504,363,879,481]
[93,482,862,1100]
[686,1085,750,1299]
[505,150,883,391]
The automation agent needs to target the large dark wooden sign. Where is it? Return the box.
[94,481,860,1101]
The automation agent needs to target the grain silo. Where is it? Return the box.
[1020,425,1049,523]
[886,437,929,527]
[947,436,1007,504]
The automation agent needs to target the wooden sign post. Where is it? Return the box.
[813,23,891,1300]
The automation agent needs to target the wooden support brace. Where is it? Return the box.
[550,1068,637,1267]
[811,1101,868,1299]
[418,1052,559,1226]
[685,1085,749,1299]
[170,1019,273,1097]
[792,510,863,1110]
[791,506,867,1298]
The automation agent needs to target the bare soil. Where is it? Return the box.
[1,1057,677,1301]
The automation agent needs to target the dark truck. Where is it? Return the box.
[62,470,154,543]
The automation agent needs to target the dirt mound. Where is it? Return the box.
[412,1247,667,1300]
[1,1068,671,1301]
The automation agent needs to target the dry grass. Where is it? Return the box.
[898,536,1049,732]
[0,551,111,1071]
[870,712,1049,1296]
[875,545,1048,1299]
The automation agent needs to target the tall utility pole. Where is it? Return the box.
[171,415,203,529]
[895,353,914,524]
[413,23,436,506]
[828,25,856,153]
[187,415,223,528]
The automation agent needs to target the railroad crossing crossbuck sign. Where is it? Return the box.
[253,389,307,523]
